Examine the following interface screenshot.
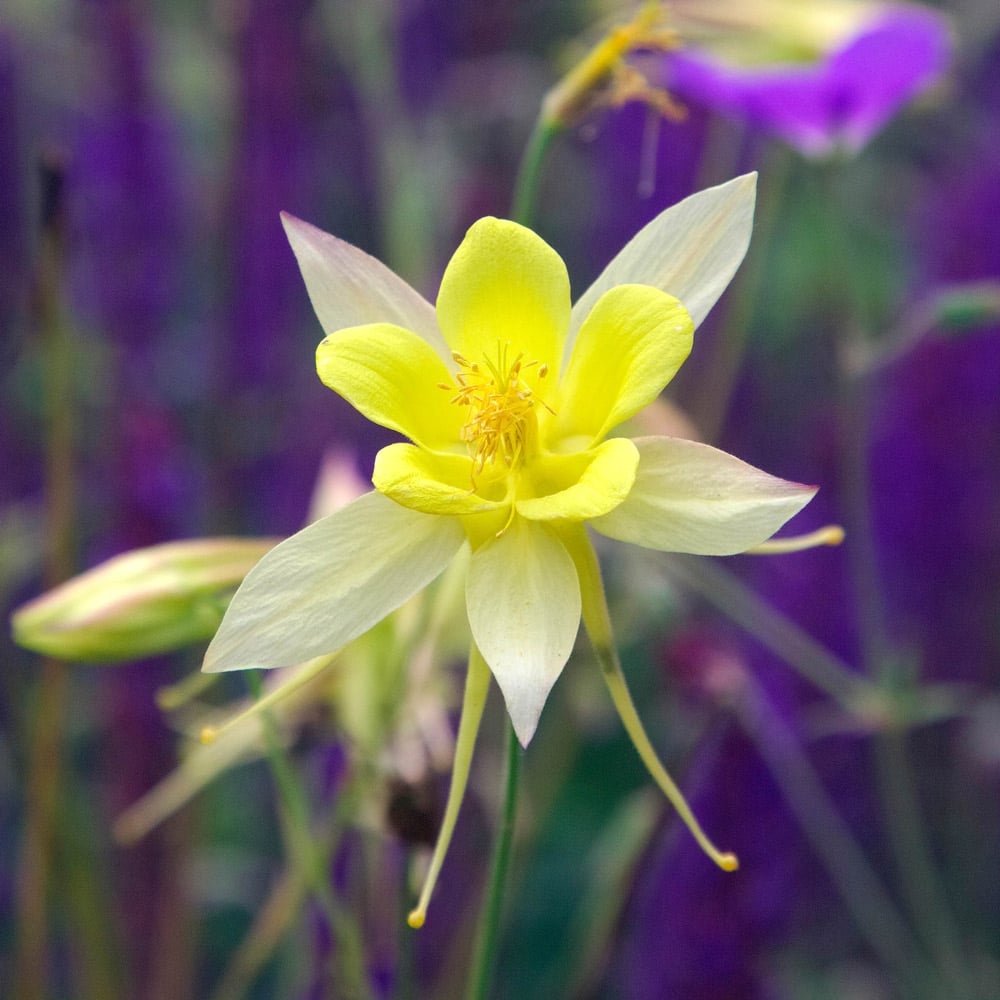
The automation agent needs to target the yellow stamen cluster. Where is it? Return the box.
[441,343,551,475]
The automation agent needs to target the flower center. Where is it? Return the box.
[442,342,551,476]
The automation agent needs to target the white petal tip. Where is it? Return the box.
[510,711,540,748]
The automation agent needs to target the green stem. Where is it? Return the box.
[510,116,561,228]
[15,156,79,1000]
[734,678,933,998]
[693,144,791,443]
[467,721,521,1000]
[667,554,873,712]
[818,167,973,997]
[874,731,974,997]
[246,672,370,999]
[394,850,416,1000]
[208,870,306,1000]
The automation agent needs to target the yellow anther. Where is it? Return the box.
[440,341,552,476]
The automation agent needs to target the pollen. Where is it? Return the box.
[442,342,553,475]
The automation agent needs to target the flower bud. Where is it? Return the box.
[11,538,277,662]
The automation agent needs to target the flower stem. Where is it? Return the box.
[15,155,80,1000]
[668,554,874,712]
[467,720,521,1000]
[510,117,561,228]
[734,677,934,997]
[207,869,306,1000]
[246,671,370,999]
[819,166,973,997]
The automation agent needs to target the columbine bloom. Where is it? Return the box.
[204,174,817,923]
[662,0,951,157]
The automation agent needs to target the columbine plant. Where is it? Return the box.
[205,173,818,926]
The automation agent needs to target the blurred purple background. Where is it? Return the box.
[3,2,999,998]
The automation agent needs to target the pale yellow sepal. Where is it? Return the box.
[203,492,465,673]
[569,174,757,348]
[556,285,693,444]
[592,436,817,555]
[281,212,448,361]
[316,323,464,451]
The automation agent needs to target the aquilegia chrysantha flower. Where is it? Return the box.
[204,174,817,923]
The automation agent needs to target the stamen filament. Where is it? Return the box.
[749,524,845,554]
[439,340,552,477]
[199,654,336,745]
[408,644,491,929]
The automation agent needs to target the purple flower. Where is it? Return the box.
[663,5,951,157]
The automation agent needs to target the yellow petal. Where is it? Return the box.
[373,443,506,515]
[517,438,639,522]
[316,323,464,450]
[556,285,693,444]
[436,217,571,377]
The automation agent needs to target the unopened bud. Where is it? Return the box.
[11,538,277,662]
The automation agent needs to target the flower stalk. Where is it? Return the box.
[467,722,521,1000]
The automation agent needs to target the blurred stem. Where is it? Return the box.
[467,722,521,1000]
[208,870,306,1000]
[874,731,975,996]
[733,678,934,998]
[145,811,198,1000]
[247,672,371,1000]
[668,555,874,712]
[329,0,434,285]
[693,143,790,443]
[14,155,78,1000]
[563,789,662,999]
[394,849,416,1000]
[57,780,129,999]
[819,166,973,998]
[511,117,561,228]
[209,768,366,1000]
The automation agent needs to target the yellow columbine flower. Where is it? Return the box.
[204,174,817,924]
